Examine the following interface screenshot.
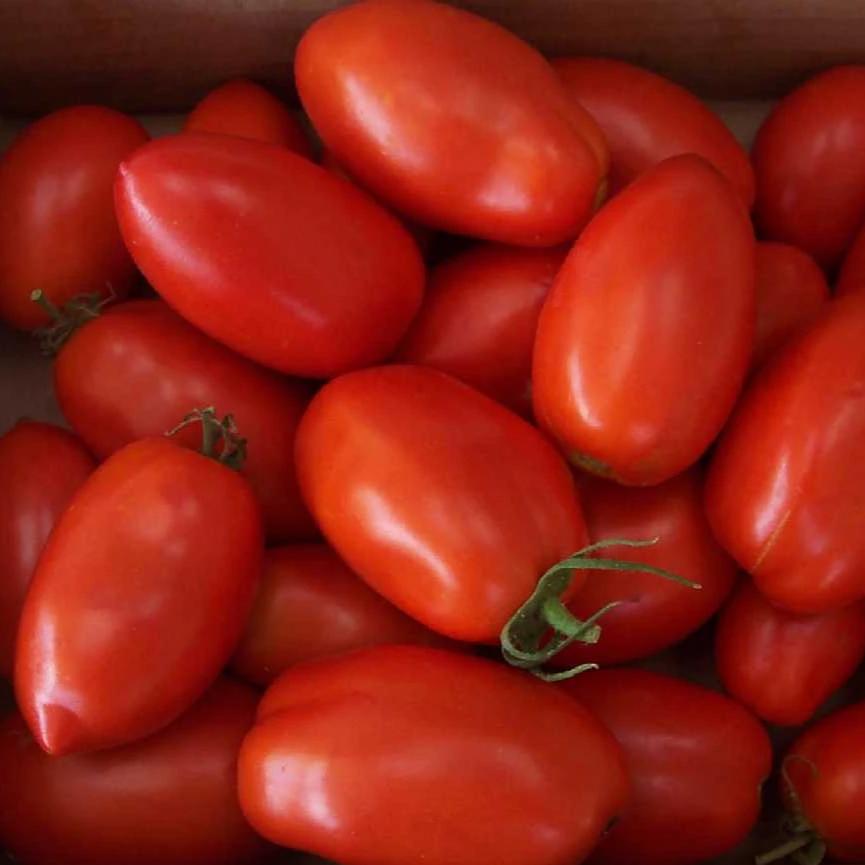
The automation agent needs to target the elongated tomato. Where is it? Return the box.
[295,0,608,245]
[706,294,865,614]
[553,57,753,205]
[238,645,629,865]
[15,433,262,755]
[115,134,424,378]
[53,299,315,541]
[0,422,94,678]
[533,154,755,485]
[295,365,587,643]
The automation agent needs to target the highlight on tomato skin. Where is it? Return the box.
[238,645,630,865]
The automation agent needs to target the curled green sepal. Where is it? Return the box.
[31,287,114,355]
[500,538,701,680]
[166,406,247,471]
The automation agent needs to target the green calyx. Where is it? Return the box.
[31,289,113,355]
[500,538,701,681]
[166,407,247,471]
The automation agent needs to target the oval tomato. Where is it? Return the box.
[295,365,587,644]
[753,241,829,369]
[0,106,148,330]
[0,678,271,865]
[0,421,94,678]
[52,298,315,541]
[295,0,608,245]
[551,468,736,668]
[563,668,772,865]
[716,580,865,727]
[533,154,755,486]
[553,57,753,205]
[231,544,449,686]
[114,133,424,378]
[706,294,865,614]
[15,427,262,755]
[396,244,564,416]
[239,645,628,865]
[184,79,312,155]
[753,66,865,268]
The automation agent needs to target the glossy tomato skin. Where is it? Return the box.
[239,645,629,865]
[563,668,772,865]
[185,79,312,155]
[296,0,608,246]
[716,580,865,727]
[54,299,315,541]
[753,241,829,369]
[783,701,865,862]
[15,437,262,755]
[0,422,95,679]
[115,133,424,378]
[533,154,755,486]
[552,469,736,668]
[553,57,753,205]
[231,544,449,686]
[397,244,564,417]
[295,365,587,643]
[0,678,272,865]
[0,106,148,330]
[706,294,865,614]
[753,66,865,268]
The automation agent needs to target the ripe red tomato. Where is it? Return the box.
[533,154,755,486]
[753,66,865,268]
[563,668,772,865]
[295,365,587,644]
[0,421,94,678]
[114,133,424,378]
[52,298,315,541]
[716,580,865,727]
[551,468,736,668]
[706,294,865,614]
[753,241,829,369]
[238,645,629,865]
[184,79,312,155]
[396,244,565,416]
[295,0,608,245]
[836,220,865,296]
[0,106,148,330]
[231,544,449,686]
[778,701,865,863]
[15,429,262,755]
[0,678,271,865]
[552,57,754,205]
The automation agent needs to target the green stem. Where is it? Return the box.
[31,288,113,354]
[165,407,247,470]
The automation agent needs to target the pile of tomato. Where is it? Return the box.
[2,1,865,863]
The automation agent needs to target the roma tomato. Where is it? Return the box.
[231,544,448,686]
[836,220,865,296]
[396,244,565,416]
[753,241,829,369]
[0,421,94,678]
[533,154,755,486]
[0,106,148,330]
[184,79,312,155]
[51,298,315,541]
[0,678,271,865]
[295,365,587,644]
[716,580,865,727]
[553,57,753,205]
[563,668,772,865]
[239,645,629,865]
[115,133,424,378]
[552,469,736,668]
[776,701,865,863]
[753,66,865,268]
[296,0,608,245]
[706,294,865,614]
[15,419,262,755]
